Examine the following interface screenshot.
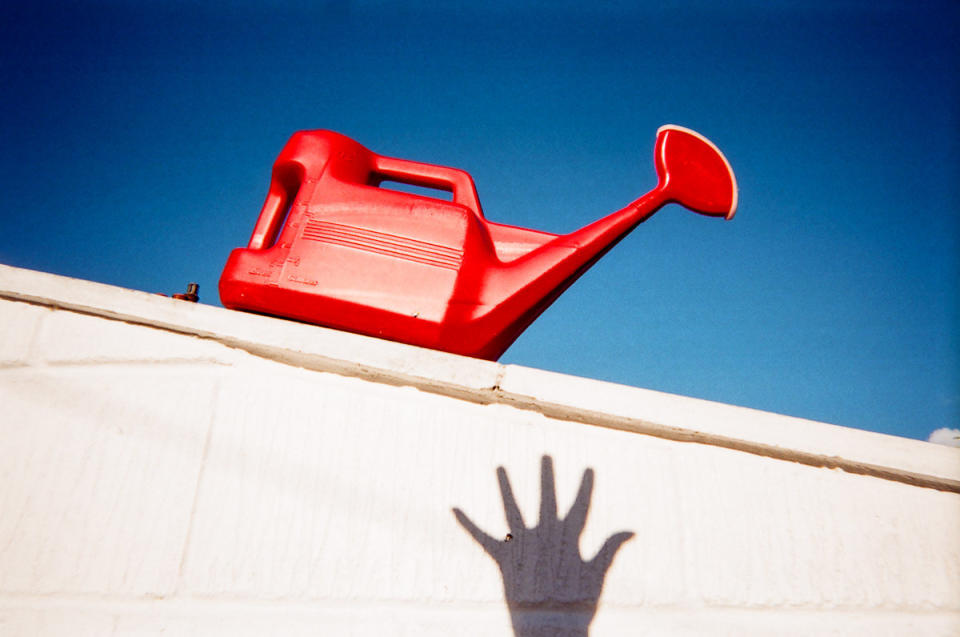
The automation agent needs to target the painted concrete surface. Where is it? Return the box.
[1,264,959,636]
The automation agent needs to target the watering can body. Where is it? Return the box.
[220,128,737,360]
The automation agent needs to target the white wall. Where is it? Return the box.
[1,264,958,636]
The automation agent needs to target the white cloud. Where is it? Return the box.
[927,428,960,447]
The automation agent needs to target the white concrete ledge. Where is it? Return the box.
[2,263,958,493]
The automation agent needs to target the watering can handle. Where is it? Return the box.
[372,155,483,217]
[246,163,303,251]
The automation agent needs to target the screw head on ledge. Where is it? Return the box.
[172,283,199,303]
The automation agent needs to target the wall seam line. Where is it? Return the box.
[174,376,221,593]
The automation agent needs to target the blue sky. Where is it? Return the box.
[1,1,957,442]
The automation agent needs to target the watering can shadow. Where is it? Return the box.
[219,126,737,360]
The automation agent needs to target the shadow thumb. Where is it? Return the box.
[590,531,635,573]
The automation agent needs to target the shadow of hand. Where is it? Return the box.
[454,456,633,637]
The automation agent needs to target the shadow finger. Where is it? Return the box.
[497,466,526,532]
[453,507,502,557]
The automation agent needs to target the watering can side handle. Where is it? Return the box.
[246,161,305,250]
[372,155,484,217]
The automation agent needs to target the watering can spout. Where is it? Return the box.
[476,125,737,358]
[554,125,738,252]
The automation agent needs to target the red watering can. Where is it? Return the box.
[219,126,737,360]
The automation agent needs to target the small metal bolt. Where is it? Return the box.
[172,283,199,303]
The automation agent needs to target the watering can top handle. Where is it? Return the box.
[372,155,483,216]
